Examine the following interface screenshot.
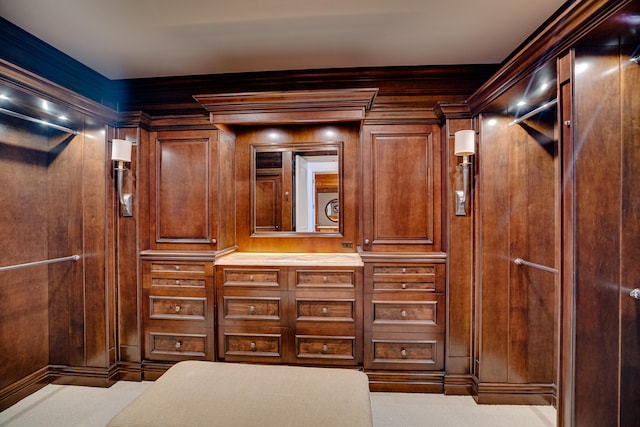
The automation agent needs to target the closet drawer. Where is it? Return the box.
[366,294,445,332]
[373,265,436,276]
[150,277,206,289]
[146,331,211,361]
[221,295,285,324]
[295,334,356,362]
[150,262,207,274]
[221,331,285,361]
[367,263,445,293]
[295,298,356,323]
[364,332,444,370]
[295,270,356,289]
[221,268,282,289]
[149,296,207,321]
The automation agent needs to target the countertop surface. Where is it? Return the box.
[215,252,363,267]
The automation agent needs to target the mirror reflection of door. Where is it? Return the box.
[314,173,338,232]
[255,172,281,231]
[254,146,339,234]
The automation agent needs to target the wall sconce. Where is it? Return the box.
[112,139,133,217]
[454,130,475,216]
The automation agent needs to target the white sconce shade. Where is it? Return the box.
[112,139,132,162]
[454,130,475,156]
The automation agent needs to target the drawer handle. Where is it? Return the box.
[249,275,254,281]
[322,276,328,282]
[175,280,181,285]
[250,342,257,351]
[321,344,328,354]
[400,348,407,359]
[175,341,181,350]
[175,266,180,271]
[401,310,408,318]
[248,305,256,314]
[402,268,407,273]
[401,283,407,289]
[175,305,181,313]
[321,307,329,315]
[211,238,217,245]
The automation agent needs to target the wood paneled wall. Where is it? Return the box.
[0,111,117,408]
[0,119,51,400]
[474,107,558,404]
[560,41,640,427]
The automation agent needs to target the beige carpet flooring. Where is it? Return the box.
[0,381,556,427]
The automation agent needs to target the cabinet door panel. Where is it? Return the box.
[150,130,220,248]
[362,125,441,252]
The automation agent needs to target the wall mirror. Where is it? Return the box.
[252,142,342,235]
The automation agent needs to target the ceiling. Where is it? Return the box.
[0,0,568,80]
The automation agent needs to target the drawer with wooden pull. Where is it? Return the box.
[222,331,285,361]
[368,263,445,293]
[221,268,282,289]
[146,331,210,361]
[364,331,444,370]
[221,295,285,324]
[150,262,207,274]
[148,296,207,321]
[366,294,445,332]
[294,334,356,362]
[294,298,356,324]
[294,270,356,290]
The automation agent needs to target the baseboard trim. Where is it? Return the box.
[444,374,473,395]
[0,366,50,412]
[472,378,555,405]
[366,370,444,393]
[48,364,120,387]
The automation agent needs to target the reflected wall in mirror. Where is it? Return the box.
[253,142,342,234]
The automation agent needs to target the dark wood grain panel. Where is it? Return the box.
[115,127,141,363]
[572,46,621,427]
[476,116,511,383]
[0,121,50,391]
[155,134,211,242]
[620,41,640,427]
[361,124,441,252]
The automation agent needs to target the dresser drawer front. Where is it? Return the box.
[149,296,207,320]
[295,335,355,360]
[223,269,281,288]
[373,265,436,276]
[365,332,444,370]
[373,340,440,366]
[222,296,282,321]
[373,301,436,323]
[150,262,207,274]
[147,332,208,359]
[295,270,355,289]
[150,277,206,289]
[296,299,355,323]
[372,281,437,292]
[223,333,283,358]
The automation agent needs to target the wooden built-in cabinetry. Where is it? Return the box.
[215,254,363,366]
[362,256,446,391]
[141,255,215,366]
[360,124,442,252]
[148,129,236,251]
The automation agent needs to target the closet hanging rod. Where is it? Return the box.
[513,257,559,274]
[0,107,80,135]
[508,98,558,126]
[0,254,81,273]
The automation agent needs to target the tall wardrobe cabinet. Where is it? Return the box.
[140,128,236,377]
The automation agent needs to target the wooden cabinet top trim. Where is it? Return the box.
[193,88,378,124]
